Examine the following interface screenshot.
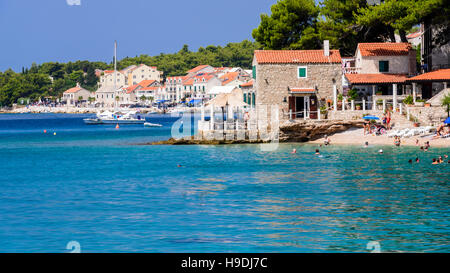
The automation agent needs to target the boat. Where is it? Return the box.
[83,110,146,125]
[144,122,162,127]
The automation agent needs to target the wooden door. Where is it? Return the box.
[310,95,318,119]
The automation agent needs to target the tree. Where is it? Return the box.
[252,0,319,50]
[356,0,448,43]
[442,93,450,118]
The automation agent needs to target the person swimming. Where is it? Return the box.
[438,156,443,164]
[378,149,383,154]
[394,136,401,147]
[364,141,369,148]
[432,158,439,165]
[291,148,297,154]
[408,159,412,164]
[416,157,420,163]
[315,149,320,155]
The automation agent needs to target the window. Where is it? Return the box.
[252,65,256,79]
[298,66,307,78]
[379,61,389,72]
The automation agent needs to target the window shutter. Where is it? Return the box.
[252,65,256,79]
[299,67,306,78]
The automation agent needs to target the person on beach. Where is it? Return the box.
[315,149,320,155]
[324,135,331,146]
[425,141,430,149]
[364,141,369,148]
[415,139,420,146]
[386,111,391,130]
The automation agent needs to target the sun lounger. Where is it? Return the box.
[387,130,400,138]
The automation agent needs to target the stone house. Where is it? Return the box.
[126,64,162,86]
[344,43,417,110]
[62,83,92,106]
[253,45,342,121]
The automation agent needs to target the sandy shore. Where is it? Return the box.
[309,128,450,147]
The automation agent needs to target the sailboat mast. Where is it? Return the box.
[113,40,117,109]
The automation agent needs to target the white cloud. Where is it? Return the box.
[66,0,81,6]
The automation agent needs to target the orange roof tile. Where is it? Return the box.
[254,50,342,64]
[139,86,158,91]
[290,88,316,93]
[220,72,239,85]
[184,78,194,85]
[138,80,157,88]
[406,69,450,82]
[188,65,211,73]
[63,87,82,94]
[240,80,253,87]
[357,43,412,57]
[126,84,142,94]
[345,73,408,84]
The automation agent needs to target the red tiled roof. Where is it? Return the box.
[254,50,342,64]
[407,31,421,39]
[406,69,450,82]
[126,84,142,94]
[104,70,115,74]
[64,87,82,94]
[188,65,211,73]
[240,80,253,87]
[139,86,158,91]
[345,73,408,84]
[357,43,412,57]
[220,72,239,85]
[184,78,194,85]
[138,80,157,88]
[290,88,316,93]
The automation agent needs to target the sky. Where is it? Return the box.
[0,0,275,71]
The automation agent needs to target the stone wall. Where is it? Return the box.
[406,105,447,125]
[255,63,342,121]
[328,110,382,121]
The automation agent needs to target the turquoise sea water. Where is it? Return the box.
[0,113,448,253]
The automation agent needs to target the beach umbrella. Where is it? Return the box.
[444,117,450,124]
[363,115,380,120]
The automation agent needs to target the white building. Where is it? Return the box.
[62,83,92,106]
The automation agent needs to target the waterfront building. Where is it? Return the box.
[166,76,186,102]
[192,74,222,100]
[99,70,127,88]
[126,64,162,86]
[344,43,417,109]
[62,83,92,106]
[253,42,342,121]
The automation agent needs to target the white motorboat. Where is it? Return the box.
[83,110,146,125]
[144,122,162,127]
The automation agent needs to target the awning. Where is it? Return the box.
[345,73,408,85]
[188,99,202,105]
[289,87,316,94]
[406,69,450,83]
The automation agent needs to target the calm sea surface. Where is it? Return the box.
[0,113,448,253]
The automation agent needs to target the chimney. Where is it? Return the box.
[76,82,81,88]
[324,40,330,57]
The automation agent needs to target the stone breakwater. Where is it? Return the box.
[279,120,364,142]
[146,120,364,145]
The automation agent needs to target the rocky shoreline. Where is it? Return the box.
[145,120,364,145]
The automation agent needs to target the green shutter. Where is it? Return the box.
[252,65,256,79]
[299,67,306,78]
[379,61,389,72]
[252,93,256,106]
[244,93,247,103]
